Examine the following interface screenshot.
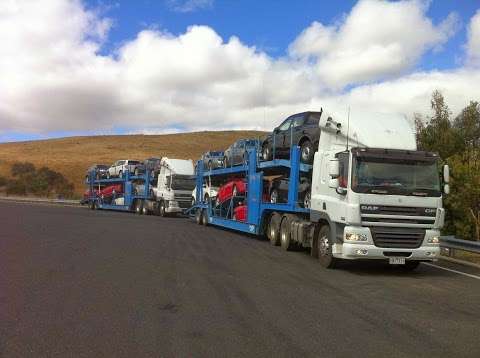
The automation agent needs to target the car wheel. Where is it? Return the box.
[135,200,143,214]
[317,225,337,269]
[262,143,272,161]
[201,209,209,226]
[159,201,166,217]
[270,188,279,204]
[303,191,311,209]
[267,212,282,246]
[300,140,314,163]
[280,215,294,251]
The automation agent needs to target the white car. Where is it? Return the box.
[107,160,141,178]
[191,184,218,206]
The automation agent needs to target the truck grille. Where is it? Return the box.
[174,193,191,200]
[370,227,425,249]
[360,205,436,227]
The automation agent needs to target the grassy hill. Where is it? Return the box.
[0,131,265,197]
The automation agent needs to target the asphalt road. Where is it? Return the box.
[1,201,480,358]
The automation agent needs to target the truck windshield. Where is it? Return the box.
[352,156,441,197]
[169,175,196,190]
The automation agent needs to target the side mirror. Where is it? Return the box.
[443,164,450,183]
[329,159,340,177]
[329,178,339,189]
[444,184,450,195]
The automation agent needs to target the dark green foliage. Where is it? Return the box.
[5,163,74,198]
[417,92,480,241]
[11,162,36,177]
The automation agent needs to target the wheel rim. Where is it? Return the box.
[302,146,310,161]
[270,226,276,239]
[319,235,330,256]
[270,190,277,203]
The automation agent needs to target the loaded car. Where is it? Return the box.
[85,164,109,181]
[223,139,260,168]
[268,176,311,208]
[133,157,162,177]
[217,178,247,204]
[233,204,247,222]
[201,151,224,171]
[261,111,322,163]
[191,184,219,206]
[107,160,141,178]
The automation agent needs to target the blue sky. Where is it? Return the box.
[1,0,480,142]
[87,0,478,69]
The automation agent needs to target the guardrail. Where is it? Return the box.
[440,236,480,254]
[0,196,81,206]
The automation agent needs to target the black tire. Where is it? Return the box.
[267,212,282,246]
[270,188,279,204]
[317,225,337,269]
[202,209,209,226]
[400,261,420,271]
[300,140,314,164]
[159,200,167,217]
[135,200,143,214]
[280,215,294,251]
[195,209,203,225]
[262,142,272,161]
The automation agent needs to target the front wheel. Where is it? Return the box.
[300,140,314,164]
[159,201,166,217]
[317,225,337,268]
[262,143,272,161]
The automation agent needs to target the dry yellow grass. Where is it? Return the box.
[0,131,265,197]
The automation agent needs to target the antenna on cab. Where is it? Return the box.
[346,106,351,151]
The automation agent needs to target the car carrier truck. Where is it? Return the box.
[192,112,449,270]
[86,157,195,216]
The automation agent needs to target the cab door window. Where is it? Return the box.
[336,151,350,189]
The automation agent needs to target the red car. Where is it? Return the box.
[217,179,247,203]
[100,184,123,197]
[233,204,247,222]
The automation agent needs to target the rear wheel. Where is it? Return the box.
[317,225,337,269]
[135,200,143,214]
[267,212,282,246]
[195,208,203,225]
[300,140,314,163]
[280,215,294,251]
[270,188,279,204]
[201,209,209,226]
[262,143,272,161]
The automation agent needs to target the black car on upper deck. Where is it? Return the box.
[261,111,322,164]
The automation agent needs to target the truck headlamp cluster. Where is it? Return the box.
[345,233,368,242]
[169,201,178,207]
[427,236,440,244]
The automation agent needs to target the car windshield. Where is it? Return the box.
[129,161,140,165]
[352,156,441,196]
[209,151,223,156]
[245,140,259,147]
[168,175,196,190]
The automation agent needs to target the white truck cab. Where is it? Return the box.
[311,112,448,267]
[154,158,196,215]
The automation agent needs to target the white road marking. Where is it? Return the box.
[423,262,480,280]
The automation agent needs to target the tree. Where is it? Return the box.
[11,162,36,177]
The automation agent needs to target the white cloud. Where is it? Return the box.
[167,0,213,13]
[289,0,459,88]
[0,0,478,139]
[466,10,480,66]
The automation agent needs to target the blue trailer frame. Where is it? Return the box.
[86,169,154,211]
[192,146,312,235]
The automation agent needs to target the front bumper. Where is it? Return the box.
[332,226,441,261]
[165,200,190,213]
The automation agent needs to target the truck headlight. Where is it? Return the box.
[427,236,440,244]
[169,201,178,207]
[345,233,368,242]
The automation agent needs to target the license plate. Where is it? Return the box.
[389,257,406,265]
